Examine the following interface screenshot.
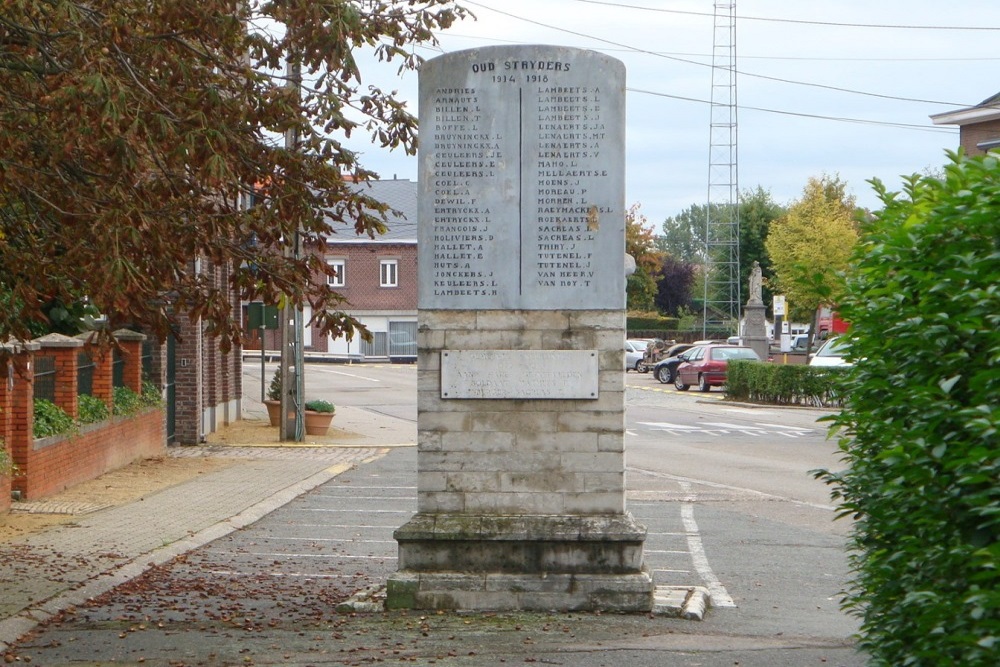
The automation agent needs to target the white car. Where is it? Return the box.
[809,336,852,367]
[625,339,651,372]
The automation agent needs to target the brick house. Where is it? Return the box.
[931,91,1000,154]
[250,178,419,361]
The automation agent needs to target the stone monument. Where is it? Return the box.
[744,261,769,360]
[386,45,654,612]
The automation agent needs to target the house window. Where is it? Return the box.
[327,259,346,287]
[380,259,398,287]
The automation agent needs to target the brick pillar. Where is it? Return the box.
[35,333,84,420]
[114,329,147,394]
[76,335,114,411]
[9,343,39,498]
[174,312,204,445]
[0,343,19,511]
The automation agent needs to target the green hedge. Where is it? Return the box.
[817,154,1000,666]
[726,360,847,407]
[626,315,680,331]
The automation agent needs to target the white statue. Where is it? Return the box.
[748,261,763,305]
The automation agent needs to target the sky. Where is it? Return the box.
[344,0,1000,229]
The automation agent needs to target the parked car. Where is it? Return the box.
[809,336,852,367]
[625,339,652,372]
[674,344,761,392]
[653,344,699,385]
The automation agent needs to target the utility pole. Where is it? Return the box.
[279,54,305,442]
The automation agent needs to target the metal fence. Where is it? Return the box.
[33,355,57,403]
[77,351,95,397]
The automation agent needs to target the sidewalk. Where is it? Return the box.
[0,403,415,652]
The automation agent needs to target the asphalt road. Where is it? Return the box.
[9,361,863,666]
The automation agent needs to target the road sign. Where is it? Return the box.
[773,295,786,317]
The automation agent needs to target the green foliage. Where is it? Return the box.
[33,399,74,438]
[725,361,846,407]
[140,380,162,407]
[0,1,468,348]
[112,384,159,417]
[765,175,858,323]
[626,314,680,331]
[305,399,335,414]
[626,204,663,311]
[0,440,13,476]
[267,368,282,402]
[816,152,1000,666]
[78,394,110,424]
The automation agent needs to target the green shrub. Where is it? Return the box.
[112,382,162,416]
[33,398,75,438]
[626,314,680,331]
[140,380,162,407]
[816,153,1000,666]
[725,360,846,407]
[112,385,144,417]
[78,394,110,424]
[305,399,335,414]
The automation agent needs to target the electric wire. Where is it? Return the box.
[571,0,1000,31]
[460,0,977,108]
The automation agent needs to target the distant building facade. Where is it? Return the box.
[931,91,1000,155]
[248,178,419,361]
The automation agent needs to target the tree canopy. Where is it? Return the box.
[765,175,858,324]
[625,204,663,311]
[0,0,467,349]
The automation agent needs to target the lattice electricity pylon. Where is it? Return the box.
[702,1,741,337]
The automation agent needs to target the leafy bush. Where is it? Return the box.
[305,399,335,414]
[817,153,1000,666]
[140,380,162,407]
[112,386,144,416]
[267,368,282,401]
[726,360,847,407]
[626,314,680,331]
[113,382,162,417]
[78,394,110,424]
[33,399,75,438]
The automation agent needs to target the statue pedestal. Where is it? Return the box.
[744,301,769,361]
[388,513,653,612]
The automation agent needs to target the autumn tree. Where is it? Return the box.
[625,204,663,311]
[0,0,468,349]
[765,175,858,345]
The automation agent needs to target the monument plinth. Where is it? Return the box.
[387,45,653,612]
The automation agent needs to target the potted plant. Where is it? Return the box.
[304,399,335,436]
[264,368,284,426]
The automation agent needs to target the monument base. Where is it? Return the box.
[743,301,769,362]
[386,513,655,612]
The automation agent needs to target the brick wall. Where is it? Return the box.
[960,118,1000,155]
[15,409,165,500]
[322,243,418,311]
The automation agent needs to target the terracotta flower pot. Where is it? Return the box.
[304,410,334,436]
[264,400,290,427]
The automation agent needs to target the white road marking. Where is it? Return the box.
[638,422,700,430]
[637,420,817,439]
[754,422,815,433]
[310,367,382,382]
[630,467,837,511]
[679,483,736,608]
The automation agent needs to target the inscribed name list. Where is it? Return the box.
[418,46,626,310]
